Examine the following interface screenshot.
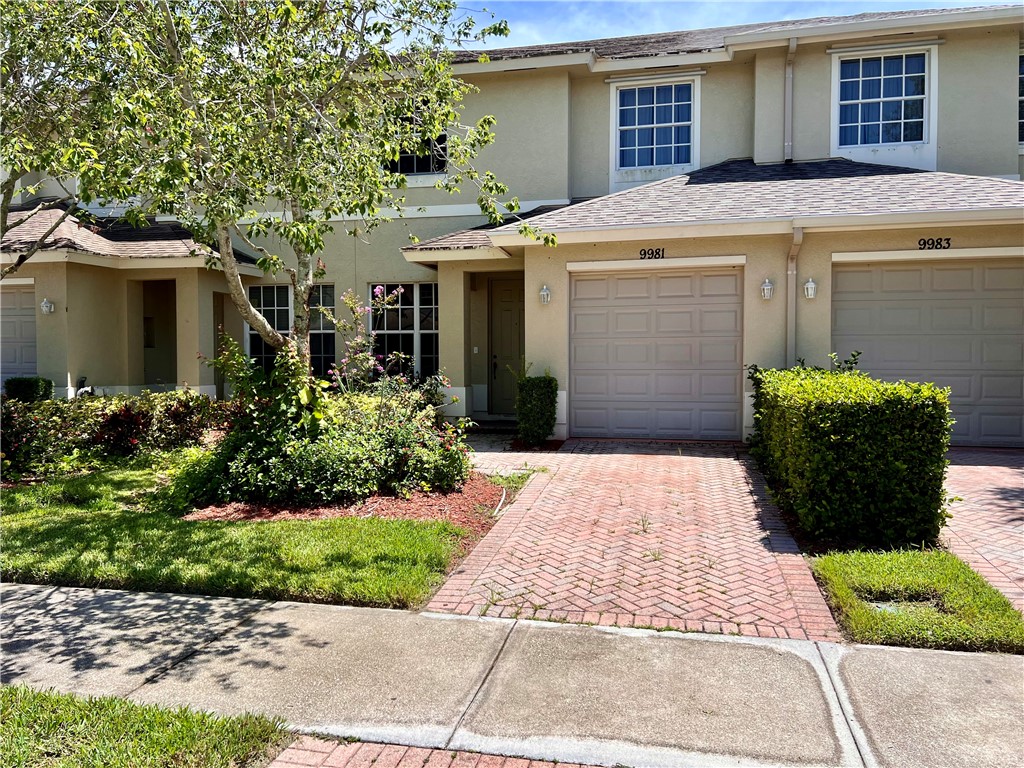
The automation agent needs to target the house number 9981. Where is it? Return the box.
[639,248,665,259]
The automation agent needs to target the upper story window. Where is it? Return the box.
[617,84,693,168]
[838,53,926,146]
[390,135,447,176]
[610,76,700,192]
[830,45,937,171]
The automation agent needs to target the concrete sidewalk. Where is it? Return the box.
[2,583,1021,768]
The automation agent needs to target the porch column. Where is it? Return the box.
[174,270,213,395]
[437,262,470,417]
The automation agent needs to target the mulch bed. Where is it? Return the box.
[183,471,504,544]
[508,438,566,452]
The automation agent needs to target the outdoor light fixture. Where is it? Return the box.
[803,278,817,300]
[539,284,551,305]
[760,278,774,301]
[39,298,54,314]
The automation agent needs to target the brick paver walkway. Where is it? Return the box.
[434,439,840,642]
[269,736,597,767]
[943,448,1024,613]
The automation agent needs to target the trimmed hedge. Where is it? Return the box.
[750,366,953,548]
[516,373,558,446]
[0,390,213,476]
[3,377,52,402]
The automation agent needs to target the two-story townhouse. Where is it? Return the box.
[3,5,1022,445]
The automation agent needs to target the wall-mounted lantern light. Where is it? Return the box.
[539,284,551,305]
[760,278,774,301]
[40,298,55,314]
[803,278,817,300]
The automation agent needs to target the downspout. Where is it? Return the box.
[784,37,797,163]
[787,226,804,367]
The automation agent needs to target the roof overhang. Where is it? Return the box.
[3,249,265,276]
[454,6,1023,76]
[487,209,1024,247]
[401,245,512,263]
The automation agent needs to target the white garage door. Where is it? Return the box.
[1,286,37,384]
[569,268,743,439]
[832,260,1023,447]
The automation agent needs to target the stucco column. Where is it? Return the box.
[437,262,470,416]
[524,247,569,439]
[30,262,72,397]
[174,270,206,392]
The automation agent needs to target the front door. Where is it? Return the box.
[489,277,524,415]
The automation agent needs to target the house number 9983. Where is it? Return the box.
[639,248,665,259]
[918,238,951,250]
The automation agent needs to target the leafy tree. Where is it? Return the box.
[123,0,521,372]
[0,0,156,278]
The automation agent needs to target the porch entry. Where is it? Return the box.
[488,277,524,415]
[142,280,176,388]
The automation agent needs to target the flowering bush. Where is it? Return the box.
[94,401,153,456]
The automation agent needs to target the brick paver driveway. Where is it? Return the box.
[943,449,1024,612]
[430,439,840,642]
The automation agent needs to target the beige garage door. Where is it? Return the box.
[832,260,1023,447]
[1,286,37,384]
[570,268,743,439]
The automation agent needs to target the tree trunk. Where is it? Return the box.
[215,224,287,349]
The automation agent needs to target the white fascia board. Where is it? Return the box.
[454,51,596,75]
[4,249,264,276]
[486,208,1022,247]
[723,7,1024,49]
[794,209,1024,231]
[401,246,510,263]
[488,218,793,246]
[590,50,731,73]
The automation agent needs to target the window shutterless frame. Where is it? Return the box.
[829,44,939,171]
[245,284,336,378]
[607,73,702,192]
[368,282,439,378]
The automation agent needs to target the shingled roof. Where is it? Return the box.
[404,203,579,251]
[490,159,1024,234]
[455,6,1015,64]
[1,207,213,259]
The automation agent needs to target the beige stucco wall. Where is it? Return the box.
[567,57,757,198]
[777,26,1022,172]
[13,259,247,395]
[935,26,1020,176]
[433,221,1023,436]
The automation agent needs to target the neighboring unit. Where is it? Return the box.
[3,4,1023,445]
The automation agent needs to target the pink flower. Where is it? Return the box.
[373,285,385,297]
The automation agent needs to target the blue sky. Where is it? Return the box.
[467,1,998,47]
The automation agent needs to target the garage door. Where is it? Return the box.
[0,286,37,384]
[832,260,1023,447]
[570,268,743,439]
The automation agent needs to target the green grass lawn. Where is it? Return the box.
[1,685,287,768]
[813,550,1024,653]
[1,462,467,608]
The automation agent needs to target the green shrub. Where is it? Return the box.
[750,365,952,548]
[0,391,215,475]
[3,376,52,402]
[170,346,471,509]
[516,373,558,446]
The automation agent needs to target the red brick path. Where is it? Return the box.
[432,440,840,642]
[943,449,1024,613]
[268,736,596,767]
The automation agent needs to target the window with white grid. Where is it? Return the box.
[370,282,438,378]
[1018,54,1023,144]
[617,83,693,168]
[247,284,336,378]
[837,52,927,146]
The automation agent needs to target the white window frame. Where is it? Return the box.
[608,73,702,193]
[829,43,939,171]
[244,284,336,376]
[368,282,439,378]
[1018,51,1023,154]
